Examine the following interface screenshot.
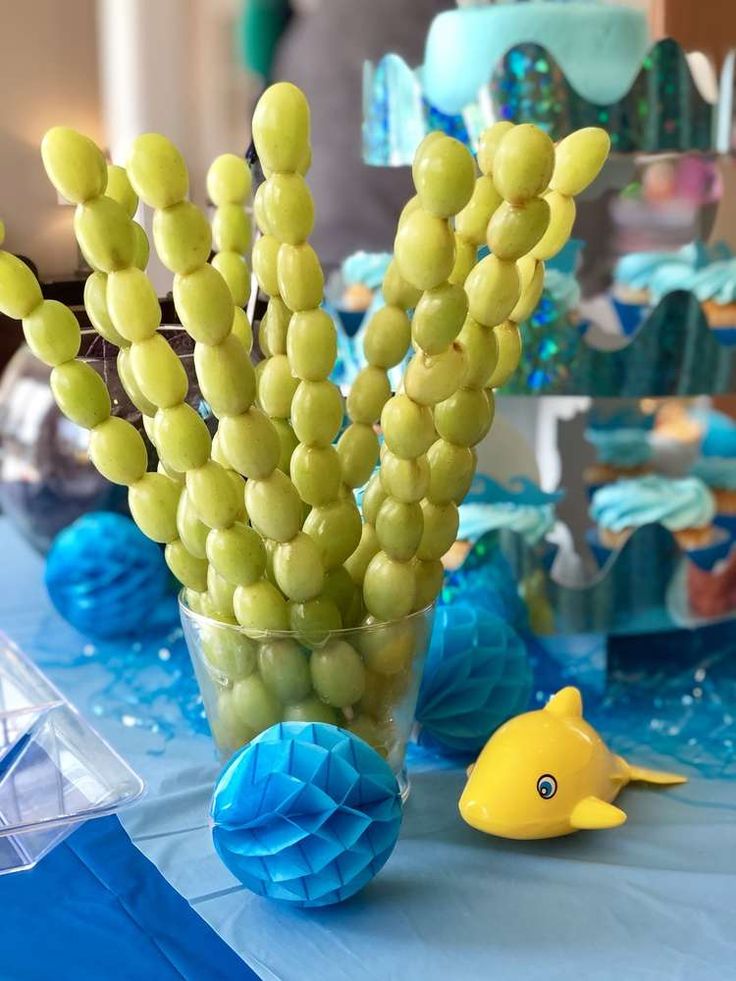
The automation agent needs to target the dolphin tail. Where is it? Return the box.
[625,760,687,786]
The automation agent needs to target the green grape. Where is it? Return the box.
[413,557,444,610]
[376,498,423,561]
[264,537,277,584]
[165,539,208,591]
[359,617,417,676]
[449,236,477,286]
[219,406,280,479]
[321,566,356,621]
[258,354,299,419]
[106,267,160,342]
[344,523,379,585]
[397,193,422,230]
[273,531,324,601]
[360,471,386,526]
[128,472,180,543]
[276,243,324,312]
[510,258,544,323]
[118,348,157,417]
[303,498,362,569]
[201,625,257,681]
[105,164,138,218]
[89,417,148,485]
[348,715,390,757]
[346,365,391,424]
[212,689,256,751]
[381,394,435,460]
[177,488,209,557]
[434,387,493,447]
[259,295,290,356]
[234,580,289,633]
[252,234,280,296]
[291,380,343,447]
[132,221,150,270]
[228,470,247,523]
[74,197,136,273]
[129,334,188,408]
[412,135,475,218]
[50,361,110,429]
[493,124,555,205]
[455,175,503,245]
[289,597,342,644]
[194,334,256,417]
[412,283,467,355]
[212,203,251,254]
[231,307,253,354]
[252,82,310,174]
[487,321,522,388]
[207,522,266,586]
[336,423,378,489]
[476,121,514,178]
[286,308,336,381]
[153,201,212,275]
[531,191,576,261]
[210,429,229,469]
[457,316,497,389]
[0,253,42,320]
[417,500,459,561]
[426,439,475,504]
[550,128,610,197]
[465,254,520,328]
[379,450,430,503]
[359,670,393,717]
[258,638,311,703]
[253,183,270,234]
[283,697,337,724]
[231,674,281,734]
[487,198,550,262]
[263,173,314,245]
[186,459,241,530]
[23,300,80,366]
[207,153,252,206]
[127,133,188,209]
[245,469,303,541]
[41,127,108,205]
[208,566,236,619]
[154,403,210,472]
[84,271,127,347]
[381,261,422,309]
[212,251,250,308]
[310,639,365,707]
[404,344,467,407]
[290,443,342,506]
[273,418,299,473]
[173,264,234,345]
[394,210,455,291]
[363,552,415,620]
[363,306,411,369]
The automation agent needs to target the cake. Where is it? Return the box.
[422,2,650,117]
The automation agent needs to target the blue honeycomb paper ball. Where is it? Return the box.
[45,512,170,639]
[415,604,532,755]
[211,722,403,908]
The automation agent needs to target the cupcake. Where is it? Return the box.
[445,500,556,571]
[691,457,736,534]
[583,426,652,494]
[686,547,736,619]
[690,258,736,345]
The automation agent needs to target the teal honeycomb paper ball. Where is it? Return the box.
[416,604,532,755]
[211,722,403,907]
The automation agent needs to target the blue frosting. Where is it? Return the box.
[458,502,555,546]
[691,258,736,305]
[590,475,715,533]
[586,427,652,467]
[696,409,736,458]
[340,250,393,291]
[691,457,736,491]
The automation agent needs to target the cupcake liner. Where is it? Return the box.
[684,526,732,571]
[709,326,736,347]
[610,295,649,337]
[585,524,680,617]
[714,512,736,537]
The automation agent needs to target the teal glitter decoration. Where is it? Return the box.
[211,722,402,908]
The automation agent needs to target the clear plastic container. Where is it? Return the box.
[180,596,435,800]
[0,632,144,874]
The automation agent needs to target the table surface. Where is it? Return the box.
[0,518,735,981]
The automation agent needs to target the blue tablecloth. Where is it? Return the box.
[0,519,735,980]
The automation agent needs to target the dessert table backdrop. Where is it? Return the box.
[0,516,734,981]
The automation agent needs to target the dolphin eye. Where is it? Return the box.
[537,774,557,800]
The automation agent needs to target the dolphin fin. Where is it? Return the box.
[627,763,687,786]
[570,796,627,830]
[545,686,583,719]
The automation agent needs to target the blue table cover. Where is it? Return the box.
[0,519,734,979]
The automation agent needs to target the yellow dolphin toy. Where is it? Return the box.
[459,686,686,839]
